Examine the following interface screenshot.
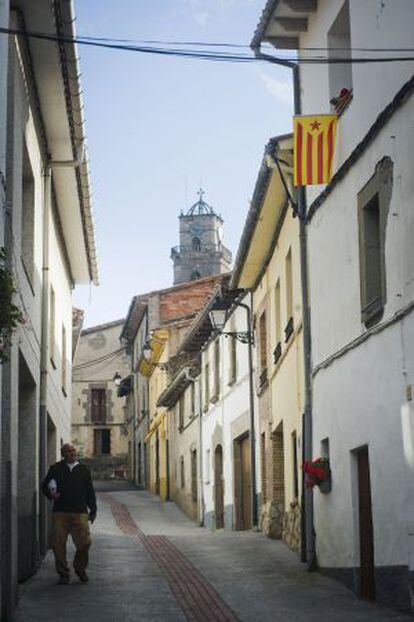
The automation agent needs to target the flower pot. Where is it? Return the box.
[318,479,332,494]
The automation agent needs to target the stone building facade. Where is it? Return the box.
[72,320,130,479]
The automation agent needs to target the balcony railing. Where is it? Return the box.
[284,317,294,343]
[273,342,282,365]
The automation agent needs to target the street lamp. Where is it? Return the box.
[113,372,122,386]
[209,298,254,345]
[142,342,169,371]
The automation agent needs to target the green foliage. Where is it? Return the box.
[0,247,24,362]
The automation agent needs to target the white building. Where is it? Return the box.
[180,289,260,531]
[253,0,414,612]
[0,1,98,617]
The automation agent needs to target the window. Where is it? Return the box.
[190,382,195,416]
[178,395,185,430]
[292,431,299,499]
[358,158,392,326]
[180,456,185,489]
[61,325,67,395]
[21,140,35,285]
[204,362,210,409]
[213,338,220,399]
[328,1,352,105]
[274,280,282,364]
[191,449,197,503]
[49,287,56,365]
[91,388,107,423]
[259,311,267,384]
[284,249,294,342]
[94,429,111,455]
[192,237,201,252]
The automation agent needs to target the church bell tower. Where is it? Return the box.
[171,189,232,285]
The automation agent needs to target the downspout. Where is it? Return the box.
[38,166,51,556]
[0,0,10,615]
[252,47,315,568]
[39,151,85,552]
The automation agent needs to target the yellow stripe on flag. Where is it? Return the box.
[293,115,337,186]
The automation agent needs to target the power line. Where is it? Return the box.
[1,27,414,64]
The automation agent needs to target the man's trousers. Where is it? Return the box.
[52,512,91,578]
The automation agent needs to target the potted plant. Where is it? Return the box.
[303,457,331,493]
[0,248,24,362]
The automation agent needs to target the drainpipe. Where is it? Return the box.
[0,0,10,614]
[252,48,315,569]
[38,166,51,556]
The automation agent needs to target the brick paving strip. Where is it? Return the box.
[100,493,240,622]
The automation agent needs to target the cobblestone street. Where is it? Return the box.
[14,486,410,622]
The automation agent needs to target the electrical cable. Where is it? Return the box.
[73,346,126,369]
[1,27,414,64]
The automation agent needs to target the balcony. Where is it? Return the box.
[284,317,294,343]
[273,342,282,365]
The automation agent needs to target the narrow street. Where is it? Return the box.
[14,484,410,622]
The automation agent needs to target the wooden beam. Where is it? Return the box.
[266,35,299,49]
[283,0,317,12]
[274,17,308,32]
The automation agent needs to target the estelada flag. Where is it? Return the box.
[293,115,337,186]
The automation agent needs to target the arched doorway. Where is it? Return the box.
[214,445,224,529]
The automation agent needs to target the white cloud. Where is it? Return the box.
[256,68,293,105]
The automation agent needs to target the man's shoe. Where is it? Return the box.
[76,571,89,583]
[58,575,70,585]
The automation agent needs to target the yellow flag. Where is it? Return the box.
[293,115,337,186]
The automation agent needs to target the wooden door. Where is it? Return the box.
[214,445,224,529]
[357,447,375,600]
[155,431,160,495]
[191,450,198,506]
[240,436,252,530]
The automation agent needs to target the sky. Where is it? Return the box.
[73,0,293,327]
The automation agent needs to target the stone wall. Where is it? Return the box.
[283,500,301,552]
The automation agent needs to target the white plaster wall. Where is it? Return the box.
[309,103,414,366]
[201,299,260,524]
[302,4,414,571]
[298,0,414,205]
[313,319,413,568]
[46,206,73,447]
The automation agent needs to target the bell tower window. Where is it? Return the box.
[192,237,201,252]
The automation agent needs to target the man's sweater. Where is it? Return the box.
[42,460,97,514]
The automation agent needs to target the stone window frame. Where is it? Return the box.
[357,157,393,328]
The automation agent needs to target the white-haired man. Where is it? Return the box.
[42,443,97,584]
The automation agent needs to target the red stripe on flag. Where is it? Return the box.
[317,132,324,183]
[307,132,313,184]
[296,123,303,186]
[327,121,334,180]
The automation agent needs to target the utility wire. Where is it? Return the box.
[1,27,414,64]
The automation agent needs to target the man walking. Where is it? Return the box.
[42,443,97,584]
